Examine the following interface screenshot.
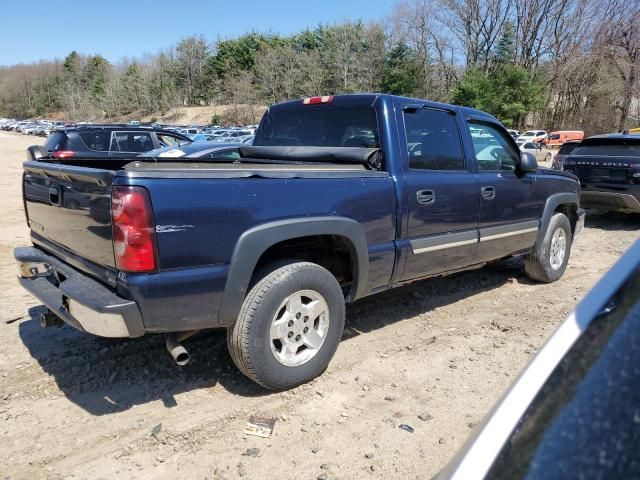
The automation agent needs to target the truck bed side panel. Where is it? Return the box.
[120,175,397,330]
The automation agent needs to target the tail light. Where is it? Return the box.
[111,186,157,272]
[303,95,333,105]
[52,150,75,159]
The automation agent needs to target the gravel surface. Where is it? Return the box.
[0,131,638,479]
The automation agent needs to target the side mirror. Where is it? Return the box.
[519,152,538,173]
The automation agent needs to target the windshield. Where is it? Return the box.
[253,106,379,148]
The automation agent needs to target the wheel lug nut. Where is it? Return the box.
[296,313,301,319]
[304,316,309,322]
[288,320,294,327]
[303,327,309,333]
[295,335,301,341]
[288,332,293,338]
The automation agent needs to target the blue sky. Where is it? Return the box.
[1,0,392,66]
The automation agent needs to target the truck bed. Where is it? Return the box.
[122,161,389,179]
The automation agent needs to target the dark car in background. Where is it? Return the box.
[30,125,190,160]
[550,140,581,169]
[562,134,640,213]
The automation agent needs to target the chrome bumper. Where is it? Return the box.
[580,191,640,213]
[14,247,144,338]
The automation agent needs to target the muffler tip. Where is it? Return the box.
[173,347,190,366]
[166,334,192,366]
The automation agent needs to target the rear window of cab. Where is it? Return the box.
[253,106,379,148]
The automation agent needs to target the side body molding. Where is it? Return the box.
[218,216,369,326]
[537,192,579,245]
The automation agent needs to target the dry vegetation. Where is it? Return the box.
[0,0,638,131]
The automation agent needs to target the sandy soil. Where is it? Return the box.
[0,131,638,480]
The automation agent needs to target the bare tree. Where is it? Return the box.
[596,0,640,130]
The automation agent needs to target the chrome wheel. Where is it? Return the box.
[550,227,567,270]
[269,289,330,367]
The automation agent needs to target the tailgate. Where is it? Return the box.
[23,161,117,276]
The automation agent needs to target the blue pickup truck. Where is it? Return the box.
[15,94,585,390]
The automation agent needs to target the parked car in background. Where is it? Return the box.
[141,141,243,159]
[188,133,212,142]
[178,127,199,136]
[562,133,640,213]
[15,93,584,391]
[551,140,581,169]
[543,130,584,147]
[221,129,253,141]
[31,125,190,160]
[438,240,640,480]
[519,141,544,155]
[516,130,547,145]
[506,129,519,139]
[629,127,640,134]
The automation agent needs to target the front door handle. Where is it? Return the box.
[416,189,436,205]
[481,186,496,200]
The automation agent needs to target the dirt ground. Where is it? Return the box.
[0,131,638,480]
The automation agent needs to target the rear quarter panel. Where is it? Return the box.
[117,175,397,331]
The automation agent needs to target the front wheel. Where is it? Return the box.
[227,261,345,390]
[524,213,572,283]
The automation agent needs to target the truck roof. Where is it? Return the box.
[267,93,498,122]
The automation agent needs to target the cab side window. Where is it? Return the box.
[404,108,465,170]
[467,122,520,171]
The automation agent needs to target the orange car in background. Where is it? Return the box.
[544,130,584,147]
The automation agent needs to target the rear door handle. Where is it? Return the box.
[481,186,495,200]
[416,189,436,205]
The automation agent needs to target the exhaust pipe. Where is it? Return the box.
[166,330,198,366]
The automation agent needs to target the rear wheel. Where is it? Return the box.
[227,261,345,390]
[524,213,572,283]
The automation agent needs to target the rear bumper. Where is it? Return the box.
[14,246,144,338]
[580,190,640,213]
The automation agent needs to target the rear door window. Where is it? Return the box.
[110,131,154,152]
[403,108,465,170]
[79,131,110,151]
[254,106,379,148]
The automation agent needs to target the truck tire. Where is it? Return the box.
[227,261,345,390]
[524,213,572,283]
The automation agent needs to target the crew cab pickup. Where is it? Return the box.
[562,134,640,213]
[15,94,585,390]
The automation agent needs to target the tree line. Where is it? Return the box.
[0,0,637,133]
